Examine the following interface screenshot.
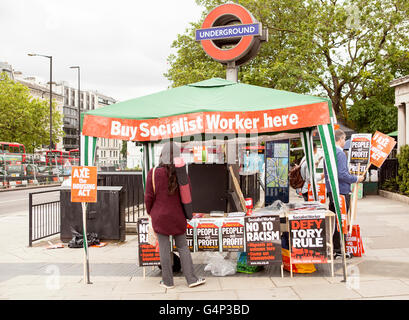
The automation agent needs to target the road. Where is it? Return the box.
[0,186,61,216]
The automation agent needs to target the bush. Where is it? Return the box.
[397,145,409,196]
[381,177,399,193]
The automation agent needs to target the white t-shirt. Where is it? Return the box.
[300,158,309,194]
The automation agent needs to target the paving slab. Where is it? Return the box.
[219,277,275,290]
[120,293,180,300]
[356,295,409,300]
[178,290,238,300]
[353,279,409,298]
[364,248,409,258]
[166,277,222,293]
[114,277,166,294]
[271,275,330,287]
[291,283,361,300]
[235,287,300,300]
[351,258,409,280]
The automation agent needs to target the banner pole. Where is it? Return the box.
[349,163,361,234]
[287,214,293,278]
[329,213,334,277]
[82,202,92,284]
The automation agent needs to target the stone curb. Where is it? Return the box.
[0,183,61,193]
[379,190,409,205]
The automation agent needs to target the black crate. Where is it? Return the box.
[60,186,126,242]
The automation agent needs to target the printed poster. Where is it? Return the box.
[245,215,282,265]
[221,218,245,252]
[348,134,372,176]
[265,140,289,205]
[288,213,327,264]
[137,218,161,267]
[196,218,221,251]
[172,219,196,252]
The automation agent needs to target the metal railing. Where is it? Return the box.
[29,189,61,246]
[97,172,145,223]
[379,158,399,188]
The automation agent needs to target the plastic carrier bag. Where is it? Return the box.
[203,252,236,276]
[252,200,289,217]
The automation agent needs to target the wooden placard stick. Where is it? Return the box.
[228,165,247,212]
[287,213,293,278]
[349,163,361,234]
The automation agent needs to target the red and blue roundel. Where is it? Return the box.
[196,3,262,64]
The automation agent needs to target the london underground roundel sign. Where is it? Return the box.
[195,3,266,66]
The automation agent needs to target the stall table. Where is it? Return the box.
[137,209,335,278]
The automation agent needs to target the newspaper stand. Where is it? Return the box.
[286,210,335,278]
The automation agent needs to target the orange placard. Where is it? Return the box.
[307,183,326,204]
[71,166,97,203]
[337,195,348,234]
[370,131,397,168]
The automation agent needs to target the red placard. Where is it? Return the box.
[307,183,326,204]
[71,166,97,203]
[337,195,348,235]
[370,131,397,168]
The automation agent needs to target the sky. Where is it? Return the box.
[0,0,204,101]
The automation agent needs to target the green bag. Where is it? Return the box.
[236,252,263,274]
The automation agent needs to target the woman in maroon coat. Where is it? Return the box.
[145,142,205,289]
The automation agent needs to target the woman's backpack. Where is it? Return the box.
[289,159,305,189]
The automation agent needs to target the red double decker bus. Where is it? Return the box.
[45,150,69,166]
[68,149,80,165]
[0,142,26,164]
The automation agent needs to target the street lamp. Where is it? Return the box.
[70,66,81,163]
[28,53,53,150]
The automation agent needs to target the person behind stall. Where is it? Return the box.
[324,129,365,259]
[300,143,324,201]
[145,142,206,289]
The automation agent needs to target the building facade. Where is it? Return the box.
[390,75,409,150]
[0,62,14,80]
[57,84,122,167]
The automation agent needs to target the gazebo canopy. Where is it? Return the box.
[81,78,332,142]
[80,78,346,274]
[83,78,331,120]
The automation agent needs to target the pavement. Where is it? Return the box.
[0,188,409,300]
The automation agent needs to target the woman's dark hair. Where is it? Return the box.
[159,142,180,195]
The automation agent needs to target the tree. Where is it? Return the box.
[120,140,127,159]
[0,72,63,153]
[348,95,397,134]
[165,0,409,127]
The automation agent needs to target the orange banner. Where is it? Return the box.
[71,166,97,203]
[82,103,330,141]
[370,131,397,168]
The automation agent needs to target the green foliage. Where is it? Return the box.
[166,0,409,128]
[397,145,409,196]
[0,72,63,153]
[381,177,399,193]
[120,140,127,159]
[347,94,397,134]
